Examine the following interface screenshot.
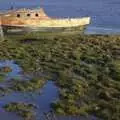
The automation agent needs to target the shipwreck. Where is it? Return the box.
[0,8,91,34]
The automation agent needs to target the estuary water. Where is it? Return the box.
[0,60,100,120]
[0,60,59,120]
[0,0,120,34]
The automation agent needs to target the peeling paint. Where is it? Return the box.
[0,8,91,28]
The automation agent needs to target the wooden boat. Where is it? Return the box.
[0,8,91,34]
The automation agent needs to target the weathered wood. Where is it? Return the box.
[0,8,91,34]
[2,25,86,34]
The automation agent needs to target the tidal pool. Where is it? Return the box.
[0,108,22,120]
[0,60,101,120]
[0,60,30,80]
[0,60,59,120]
[0,81,59,120]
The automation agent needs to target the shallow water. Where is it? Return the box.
[0,109,22,120]
[0,60,22,78]
[0,60,101,120]
[0,60,30,80]
[0,60,59,119]
[0,0,120,34]
[0,81,59,120]
[0,83,100,120]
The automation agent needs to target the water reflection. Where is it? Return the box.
[0,60,31,80]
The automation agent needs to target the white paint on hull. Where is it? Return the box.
[23,17,91,28]
[1,17,91,28]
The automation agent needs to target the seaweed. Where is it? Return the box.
[0,34,120,120]
[4,102,36,120]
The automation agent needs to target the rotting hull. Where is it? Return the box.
[1,25,87,40]
[2,25,86,35]
[0,8,91,39]
[0,8,91,36]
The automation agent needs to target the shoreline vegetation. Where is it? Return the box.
[0,34,120,120]
[4,102,37,120]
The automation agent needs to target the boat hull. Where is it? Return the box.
[2,25,86,35]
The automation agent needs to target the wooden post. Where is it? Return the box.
[0,16,4,41]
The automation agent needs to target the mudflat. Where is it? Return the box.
[0,34,119,120]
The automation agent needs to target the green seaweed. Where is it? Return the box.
[4,102,36,120]
[0,34,120,120]
[10,78,46,92]
[0,73,5,82]
[0,66,12,73]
